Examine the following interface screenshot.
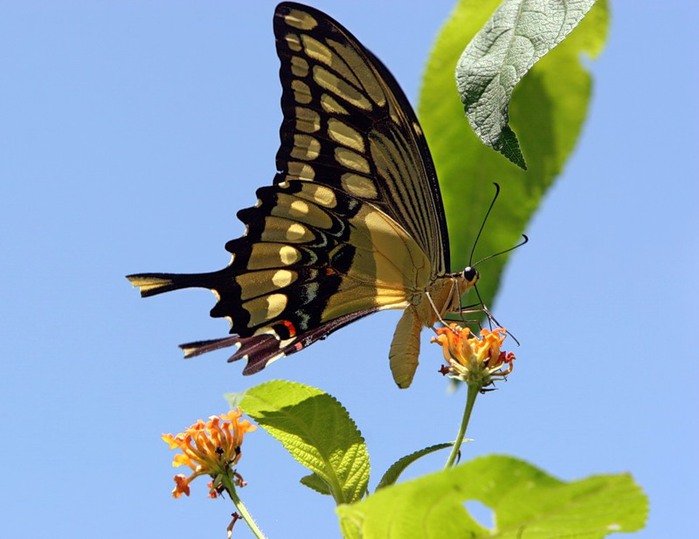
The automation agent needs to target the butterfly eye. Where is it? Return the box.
[462,267,479,284]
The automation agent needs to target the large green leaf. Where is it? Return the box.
[338,455,648,538]
[420,0,608,311]
[226,380,369,505]
[456,0,596,168]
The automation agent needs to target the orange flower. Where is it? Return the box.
[432,324,515,389]
[163,409,256,498]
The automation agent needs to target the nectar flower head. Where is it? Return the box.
[162,409,256,498]
[432,324,515,389]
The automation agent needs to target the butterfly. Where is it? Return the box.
[127,2,479,388]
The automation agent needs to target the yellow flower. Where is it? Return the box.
[432,324,515,389]
[163,409,256,498]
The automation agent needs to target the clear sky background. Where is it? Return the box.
[1,1,697,538]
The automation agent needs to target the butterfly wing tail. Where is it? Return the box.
[126,270,228,298]
[179,334,282,373]
[181,308,379,375]
[179,334,288,375]
[180,336,243,358]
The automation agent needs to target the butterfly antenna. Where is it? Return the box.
[473,234,528,268]
[463,183,524,346]
[469,182,501,266]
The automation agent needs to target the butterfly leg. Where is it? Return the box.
[424,276,464,326]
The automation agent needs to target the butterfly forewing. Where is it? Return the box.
[274,2,450,275]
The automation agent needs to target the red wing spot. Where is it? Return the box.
[280,319,297,338]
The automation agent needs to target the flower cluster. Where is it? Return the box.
[162,409,256,498]
[432,324,515,389]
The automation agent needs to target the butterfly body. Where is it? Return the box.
[127,2,479,388]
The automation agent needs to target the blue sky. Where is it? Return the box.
[1,1,697,537]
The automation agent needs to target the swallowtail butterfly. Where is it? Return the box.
[127,2,480,388]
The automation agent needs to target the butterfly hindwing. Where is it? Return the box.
[219,177,432,330]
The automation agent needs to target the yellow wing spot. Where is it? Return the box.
[301,35,333,66]
[279,245,301,265]
[412,121,423,136]
[272,269,295,289]
[313,66,372,111]
[320,94,349,115]
[341,173,378,199]
[327,118,365,152]
[335,147,370,174]
[307,184,337,208]
[291,79,312,104]
[285,222,308,241]
[291,134,321,160]
[244,293,288,326]
[284,9,318,31]
[284,32,302,52]
[290,55,310,77]
[295,106,321,133]
[289,199,310,216]
[287,161,316,180]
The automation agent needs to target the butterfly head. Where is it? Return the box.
[462,266,480,287]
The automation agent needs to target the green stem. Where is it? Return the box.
[220,473,267,539]
[444,383,480,469]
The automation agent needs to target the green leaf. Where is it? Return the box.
[455,0,596,169]
[300,472,333,496]
[226,380,369,505]
[376,442,453,490]
[338,455,648,538]
[420,0,609,310]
